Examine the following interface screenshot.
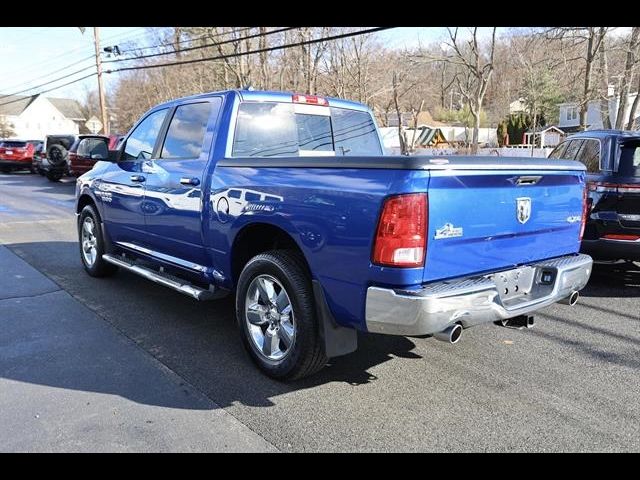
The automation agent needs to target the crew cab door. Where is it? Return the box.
[97,108,169,247]
[141,98,222,269]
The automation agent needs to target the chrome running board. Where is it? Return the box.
[102,254,225,301]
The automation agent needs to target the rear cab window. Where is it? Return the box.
[618,139,640,177]
[0,141,28,148]
[231,101,382,158]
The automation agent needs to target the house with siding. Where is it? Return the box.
[558,92,639,132]
[0,94,85,140]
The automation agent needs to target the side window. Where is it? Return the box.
[331,107,382,156]
[548,142,568,159]
[161,101,216,159]
[575,139,601,173]
[232,103,298,157]
[563,140,584,160]
[228,189,242,199]
[244,191,261,202]
[123,109,168,161]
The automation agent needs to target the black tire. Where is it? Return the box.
[47,144,68,167]
[46,171,63,182]
[236,250,327,380]
[78,204,118,277]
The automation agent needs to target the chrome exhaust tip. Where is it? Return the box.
[434,324,463,344]
[559,290,579,306]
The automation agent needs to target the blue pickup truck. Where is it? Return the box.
[75,90,593,379]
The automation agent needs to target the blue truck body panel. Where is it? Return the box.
[76,89,587,333]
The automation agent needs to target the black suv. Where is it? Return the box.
[549,130,640,262]
[41,134,77,181]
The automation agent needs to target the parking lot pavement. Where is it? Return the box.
[0,242,276,452]
[1,172,640,452]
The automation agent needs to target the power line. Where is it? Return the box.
[105,27,392,74]
[0,64,97,101]
[0,73,97,108]
[0,54,96,94]
[100,27,148,44]
[104,27,298,65]
[0,27,393,109]
[6,28,147,82]
[119,26,254,54]
[0,27,282,102]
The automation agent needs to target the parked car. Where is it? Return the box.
[0,139,41,173]
[32,142,46,175]
[68,135,110,178]
[41,134,109,182]
[41,134,76,181]
[75,89,592,380]
[549,130,640,262]
[108,134,125,150]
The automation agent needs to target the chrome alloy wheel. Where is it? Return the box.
[245,274,295,361]
[81,216,98,267]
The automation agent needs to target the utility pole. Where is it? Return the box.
[93,27,109,135]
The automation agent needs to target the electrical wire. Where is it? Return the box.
[0,64,97,100]
[0,54,96,94]
[0,27,393,109]
[104,27,298,64]
[0,72,97,108]
[119,26,254,54]
[105,27,392,73]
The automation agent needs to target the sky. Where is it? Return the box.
[0,26,628,106]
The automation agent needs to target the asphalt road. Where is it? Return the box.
[1,172,639,452]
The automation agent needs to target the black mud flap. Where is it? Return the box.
[312,280,358,358]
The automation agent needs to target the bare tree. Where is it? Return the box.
[442,27,497,153]
[0,116,15,138]
[627,73,640,130]
[615,27,640,129]
[598,27,613,129]
[547,27,608,130]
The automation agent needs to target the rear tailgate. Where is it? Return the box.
[423,161,585,282]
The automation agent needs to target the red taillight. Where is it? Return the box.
[580,186,588,241]
[588,181,640,194]
[372,193,427,267]
[603,234,640,241]
[292,94,328,106]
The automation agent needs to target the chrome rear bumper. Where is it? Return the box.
[365,254,593,336]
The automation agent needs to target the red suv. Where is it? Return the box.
[0,140,41,173]
[68,135,110,177]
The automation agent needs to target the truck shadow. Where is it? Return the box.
[0,241,421,410]
[580,261,640,298]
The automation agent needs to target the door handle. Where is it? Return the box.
[180,177,200,186]
[130,175,146,183]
